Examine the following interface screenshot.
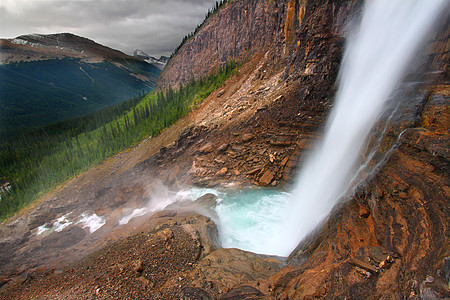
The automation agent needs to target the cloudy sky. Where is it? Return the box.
[0,0,218,58]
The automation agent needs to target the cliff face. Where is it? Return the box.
[157,0,360,90]
[276,78,449,299]
[154,0,450,297]
[0,0,448,299]
[157,0,283,89]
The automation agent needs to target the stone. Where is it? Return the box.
[240,134,254,143]
[274,95,283,101]
[215,167,228,176]
[269,136,294,146]
[194,193,218,208]
[133,260,145,273]
[217,90,225,98]
[40,226,86,249]
[217,143,229,153]
[369,246,388,263]
[199,143,214,154]
[259,169,275,186]
[219,285,263,299]
[151,210,177,219]
[269,153,275,163]
[136,276,153,287]
[349,258,378,274]
[281,156,289,167]
[214,158,225,164]
[193,248,283,294]
[398,191,408,199]
[155,228,174,245]
[355,266,371,278]
[246,168,261,176]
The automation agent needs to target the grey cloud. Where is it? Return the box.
[0,0,218,57]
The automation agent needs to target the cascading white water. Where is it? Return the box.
[268,0,447,256]
[212,0,447,257]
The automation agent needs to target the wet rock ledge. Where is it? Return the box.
[0,204,285,300]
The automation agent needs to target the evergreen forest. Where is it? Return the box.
[0,58,160,140]
[0,60,238,220]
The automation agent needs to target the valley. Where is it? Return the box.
[0,0,448,299]
[0,33,160,139]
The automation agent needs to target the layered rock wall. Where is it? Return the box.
[156,0,362,90]
[156,0,284,89]
[0,0,448,299]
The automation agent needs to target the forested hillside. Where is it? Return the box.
[0,34,161,140]
[0,60,237,220]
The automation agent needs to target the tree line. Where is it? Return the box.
[0,60,238,220]
[172,0,228,57]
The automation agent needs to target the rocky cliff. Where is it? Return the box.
[157,0,282,89]
[0,0,448,299]
[153,1,449,298]
[157,0,362,90]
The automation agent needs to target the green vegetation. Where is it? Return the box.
[0,60,238,220]
[0,58,160,140]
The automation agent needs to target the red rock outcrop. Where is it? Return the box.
[0,0,448,299]
[156,0,360,90]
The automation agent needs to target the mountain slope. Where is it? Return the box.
[0,33,160,139]
[0,1,448,299]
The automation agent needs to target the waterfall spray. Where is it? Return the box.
[212,0,446,256]
[269,0,447,256]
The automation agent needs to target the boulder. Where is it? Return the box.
[349,258,378,274]
[259,169,275,186]
[240,134,254,143]
[199,143,214,154]
[219,286,263,299]
[215,167,228,176]
[369,246,388,263]
[151,210,177,219]
[191,248,283,294]
[194,193,218,209]
[217,143,229,153]
[217,90,226,98]
[40,226,86,249]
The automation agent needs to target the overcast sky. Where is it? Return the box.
[0,0,218,58]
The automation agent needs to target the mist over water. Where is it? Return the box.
[214,0,447,256]
[215,189,290,254]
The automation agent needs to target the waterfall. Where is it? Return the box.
[269,0,447,256]
[212,0,446,256]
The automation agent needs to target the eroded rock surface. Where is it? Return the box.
[0,0,448,299]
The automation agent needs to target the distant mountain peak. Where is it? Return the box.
[133,49,167,70]
[11,33,94,48]
[1,32,134,64]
